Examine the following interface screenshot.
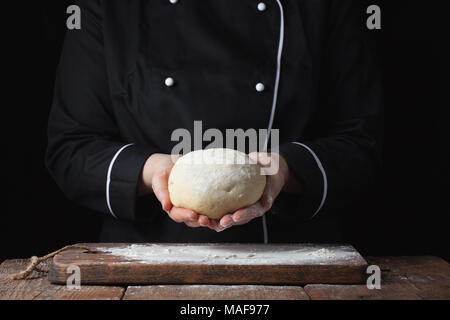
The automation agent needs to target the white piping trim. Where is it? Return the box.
[262,214,269,244]
[264,0,285,152]
[106,143,134,219]
[262,0,285,244]
[292,142,328,219]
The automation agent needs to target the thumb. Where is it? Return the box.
[152,169,172,212]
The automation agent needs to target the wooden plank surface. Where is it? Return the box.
[1,256,448,300]
[0,259,124,300]
[123,285,309,300]
[304,256,450,300]
[48,243,368,285]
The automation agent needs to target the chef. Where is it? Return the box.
[46,0,382,244]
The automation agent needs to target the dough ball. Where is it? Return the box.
[168,148,267,220]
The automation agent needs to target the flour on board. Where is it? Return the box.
[95,244,361,265]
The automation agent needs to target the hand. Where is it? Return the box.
[139,153,219,230]
[212,152,294,232]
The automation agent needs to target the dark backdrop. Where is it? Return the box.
[1,1,446,261]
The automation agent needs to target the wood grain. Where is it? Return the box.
[304,256,450,300]
[1,256,448,300]
[0,259,124,300]
[123,285,309,300]
[48,243,368,285]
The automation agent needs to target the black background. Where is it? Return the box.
[1,1,446,261]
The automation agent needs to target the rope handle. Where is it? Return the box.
[9,245,95,280]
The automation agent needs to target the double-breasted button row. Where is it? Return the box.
[164,1,269,93]
[165,77,266,93]
[169,0,267,12]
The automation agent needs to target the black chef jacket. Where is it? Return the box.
[46,0,382,244]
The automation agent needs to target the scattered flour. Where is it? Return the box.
[307,248,332,257]
[95,244,362,266]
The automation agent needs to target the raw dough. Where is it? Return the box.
[168,148,266,219]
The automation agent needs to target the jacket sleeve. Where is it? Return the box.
[278,0,383,220]
[45,0,157,221]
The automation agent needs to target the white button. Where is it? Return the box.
[169,0,178,4]
[256,83,265,92]
[165,77,175,87]
[257,2,267,12]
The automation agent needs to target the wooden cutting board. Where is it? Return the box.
[48,243,368,285]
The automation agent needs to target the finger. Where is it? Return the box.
[248,152,272,167]
[231,207,254,223]
[187,216,218,230]
[208,219,221,229]
[232,202,265,223]
[185,221,201,228]
[170,154,182,165]
[200,216,226,231]
[198,215,215,228]
[168,207,199,223]
[214,224,232,233]
[261,175,274,210]
[232,208,264,226]
[213,215,234,232]
[152,169,172,212]
[231,217,253,226]
[219,214,234,228]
